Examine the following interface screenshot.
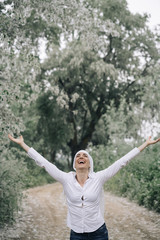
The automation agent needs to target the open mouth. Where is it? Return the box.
[79,160,85,164]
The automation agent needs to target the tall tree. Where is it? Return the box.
[1,0,159,165]
[1,0,106,145]
[34,0,159,167]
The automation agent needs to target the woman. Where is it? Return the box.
[8,134,160,240]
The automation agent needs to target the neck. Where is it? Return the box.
[76,169,89,187]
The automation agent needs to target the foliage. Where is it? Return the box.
[1,0,160,162]
[90,143,160,213]
[138,64,160,137]
[34,0,160,167]
[0,148,27,226]
[0,144,55,226]
[0,0,160,225]
[118,145,160,212]
[1,0,98,225]
[0,41,41,151]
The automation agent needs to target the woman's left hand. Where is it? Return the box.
[138,136,160,152]
[146,136,160,146]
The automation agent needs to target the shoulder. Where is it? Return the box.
[89,172,96,178]
[67,171,76,178]
[68,171,76,175]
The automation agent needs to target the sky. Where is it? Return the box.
[127,0,160,29]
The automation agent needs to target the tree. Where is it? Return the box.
[0,0,109,145]
[33,0,159,167]
[1,0,112,223]
[1,0,160,163]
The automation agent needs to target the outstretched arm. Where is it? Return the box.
[8,134,30,152]
[8,134,68,183]
[138,136,160,152]
[98,136,160,184]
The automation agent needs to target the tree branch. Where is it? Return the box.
[103,34,113,62]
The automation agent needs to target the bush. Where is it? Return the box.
[128,146,160,212]
[0,144,56,227]
[90,143,160,213]
[0,148,27,226]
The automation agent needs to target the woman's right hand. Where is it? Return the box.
[8,134,24,145]
[8,134,30,152]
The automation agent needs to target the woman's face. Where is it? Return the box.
[75,152,90,171]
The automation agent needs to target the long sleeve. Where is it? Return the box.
[97,147,140,184]
[28,147,68,184]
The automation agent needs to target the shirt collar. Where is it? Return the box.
[72,171,95,179]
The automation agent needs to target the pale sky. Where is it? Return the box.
[127,0,160,29]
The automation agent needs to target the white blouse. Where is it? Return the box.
[28,147,140,233]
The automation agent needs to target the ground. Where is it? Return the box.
[0,182,160,240]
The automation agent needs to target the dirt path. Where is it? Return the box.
[1,182,160,240]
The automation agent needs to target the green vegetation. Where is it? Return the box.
[1,0,160,226]
[0,148,26,225]
[91,143,160,213]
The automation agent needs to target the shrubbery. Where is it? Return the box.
[0,146,54,227]
[117,146,160,212]
[1,140,159,228]
[0,148,27,226]
[91,143,160,213]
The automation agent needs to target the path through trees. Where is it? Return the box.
[1,182,159,240]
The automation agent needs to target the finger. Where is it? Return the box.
[19,135,23,141]
[155,138,160,143]
[147,136,151,142]
[151,138,160,144]
[8,134,13,140]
